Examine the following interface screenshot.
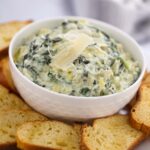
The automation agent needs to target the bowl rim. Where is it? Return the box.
[9,16,146,100]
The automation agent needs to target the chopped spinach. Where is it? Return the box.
[101,31,110,40]
[45,34,50,40]
[80,87,90,96]
[37,55,51,65]
[70,90,75,96]
[105,79,111,89]
[100,90,105,96]
[110,59,115,67]
[23,54,29,60]
[88,25,99,33]
[84,60,90,64]
[78,56,86,64]
[23,54,32,62]
[119,63,124,70]
[83,71,88,77]
[33,80,46,87]
[16,63,24,69]
[62,21,68,26]
[48,72,57,82]
[30,40,38,51]
[73,55,90,65]
[42,50,49,56]
[40,35,51,47]
[26,65,38,79]
[68,20,78,24]
[88,43,97,47]
[43,55,51,64]
[33,80,40,85]
[52,37,62,43]
[93,80,97,85]
[118,57,129,70]
[110,42,117,51]
[50,49,57,56]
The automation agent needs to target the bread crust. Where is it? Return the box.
[16,120,80,150]
[0,48,8,59]
[81,115,146,150]
[0,57,17,93]
[130,111,150,135]
[127,134,146,150]
[0,143,19,150]
[17,136,60,150]
[0,110,47,150]
[0,46,8,55]
[130,84,150,135]
[81,124,90,150]
[0,20,32,54]
[142,72,150,84]
[0,68,10,89]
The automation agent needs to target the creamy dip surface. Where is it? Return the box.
[14,20,141,97]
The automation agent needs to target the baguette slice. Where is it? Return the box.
[130,84,150,135]
[142,73,150,84]
[0,110,47,149]
[0,64,9,89]
[73,123,82,139]
[0,57,17,92]
[82,115,145,150]
[0,84,31,110]
[73,124,87,150]
[17,121,80,150]
[0,20,32,53]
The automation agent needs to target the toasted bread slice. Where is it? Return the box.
[130,84,150,135]
[82,115,145,150]
[0,84,31,110]
[0,61,9,89]
[0,110,47,149]
[73,124,87,150]
[0,20,32,54]
[0,69,9,89]
[16,121,80,150]
[73,123,82,139]
[0,57,17,92]
[142,73,150,84]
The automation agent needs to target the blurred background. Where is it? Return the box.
[1,0,150,66]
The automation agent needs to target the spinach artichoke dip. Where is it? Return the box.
[14,20,141,97]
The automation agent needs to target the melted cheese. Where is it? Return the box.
[51,33,93,70]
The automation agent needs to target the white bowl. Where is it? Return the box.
[9,17,146,121]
